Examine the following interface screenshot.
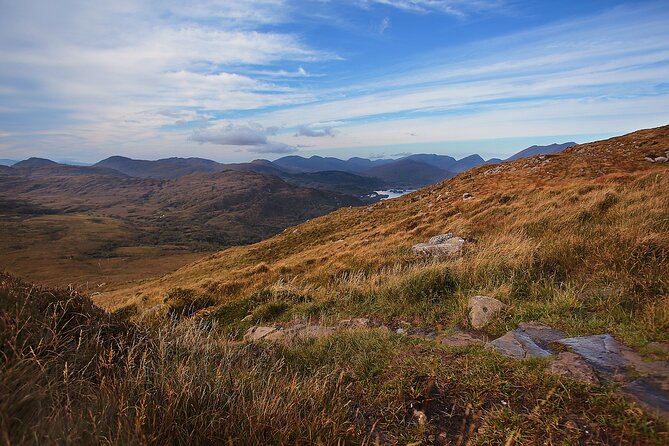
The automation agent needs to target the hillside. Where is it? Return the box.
[100,126,669,432]
[0,170,361,287]
[104,125,669,328]
[507,142,577,161]
[95,155,221,179]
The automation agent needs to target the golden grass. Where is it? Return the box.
[101,126,669,348]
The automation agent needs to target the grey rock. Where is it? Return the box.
[645,157,655,162]
[655,156,668,163]
[463,192,473,200]
[440,332,485,347]
[429,233,454,244]
[468,295,507,329]
[548,352,600,385]
[556,334,635,376]
[488,330,552,359]
[517,321,567,347]
[412,237,465,257]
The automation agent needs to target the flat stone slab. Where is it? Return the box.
[488,330,552,359]
[440,332,485,347]
[556,334,636,376]
[557,334,669,420]
[548,352,599,385]
[621,378,669,420]
[517,321,567,347]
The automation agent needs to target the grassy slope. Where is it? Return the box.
[104,125,669,348]
[0,170,360,288]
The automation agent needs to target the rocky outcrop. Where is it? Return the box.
[468,296,507,329]
[412,233,465,258]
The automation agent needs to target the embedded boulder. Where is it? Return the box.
[412,233,465,258]
[468,295,507,329]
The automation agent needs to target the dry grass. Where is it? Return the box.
[104,126,669,347]
[2,273,667,445]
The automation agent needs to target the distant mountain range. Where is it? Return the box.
[5,142,577,195]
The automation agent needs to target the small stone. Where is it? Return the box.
[645,156,656,162]
[548,352,600,385]
[396,328,406,335]
[463,192,473,200]
[468,296,507,329]
[412,409,427,426]
[440,332,484,347]
[655,156,668,163]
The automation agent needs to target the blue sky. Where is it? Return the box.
[0,0,668,163]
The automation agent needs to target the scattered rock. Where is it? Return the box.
[468,296,507,329]
[338,317,371,329]
[548,352,600,385]
[487,330,552,359]
[462,192,473,200]
[412,233,465,258]
[655,156,668,163]
[243,325,278,342]
[645,157,656,163]
[396,328,406,335]
[440,331,485,347]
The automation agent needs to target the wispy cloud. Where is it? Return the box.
[379,16,391,34]
[358,0,506,17]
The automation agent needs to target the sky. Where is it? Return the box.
[0,0,668,163]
